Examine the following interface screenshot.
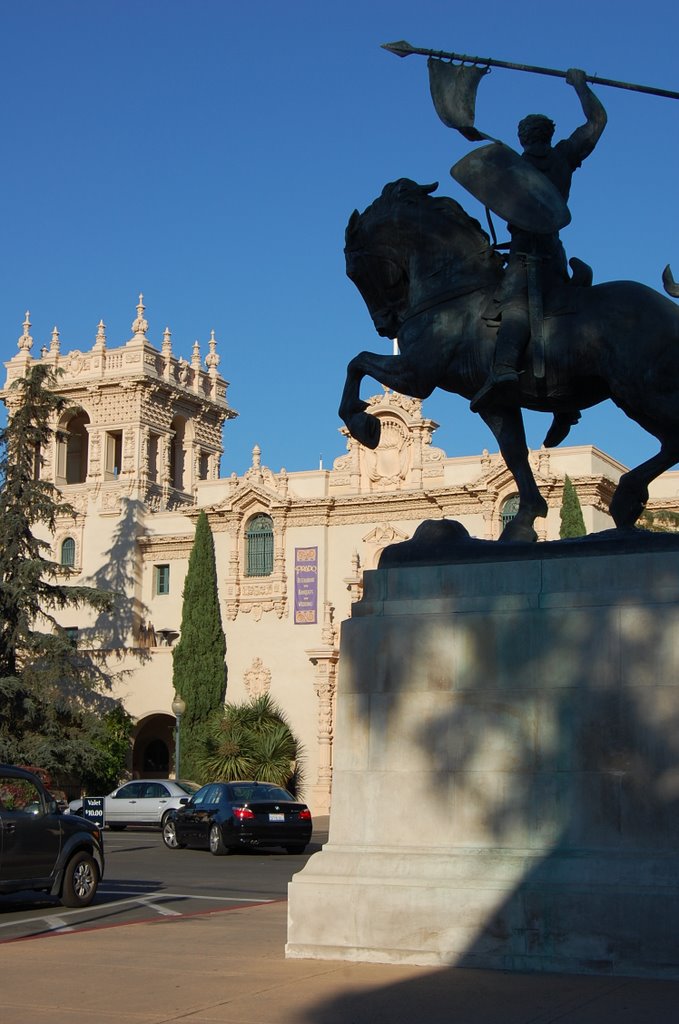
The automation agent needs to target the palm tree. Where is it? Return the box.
[199,694,305,796]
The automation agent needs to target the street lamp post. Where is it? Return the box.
[171,693,186,779]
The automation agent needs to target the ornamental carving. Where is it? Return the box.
[366,416,410,487]
[366,388,422,418]
[362,522,410,569]
[139,535,194,561]
[101,489,121,513]
[66,351,87,376]
[91,389,137,424]
[244,657,272,698]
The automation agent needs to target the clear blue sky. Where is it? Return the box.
[1,1,677,476]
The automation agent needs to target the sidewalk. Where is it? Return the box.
[3,898,679,1023]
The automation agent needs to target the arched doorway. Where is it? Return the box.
[132,713,175,779]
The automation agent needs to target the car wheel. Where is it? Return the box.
[162,818,185,849]
[209,823,228,856]
[61,851,99,908]
[285,844,307,854]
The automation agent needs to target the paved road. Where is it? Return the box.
[0,819,328,943]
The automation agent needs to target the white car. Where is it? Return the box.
[67,779,200,830]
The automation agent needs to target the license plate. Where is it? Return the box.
[269,813,285,822]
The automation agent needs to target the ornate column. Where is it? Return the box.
[306,602,339,814]
[161,430,174,508]
[224,522,241,620]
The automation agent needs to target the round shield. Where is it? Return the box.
[450,142,571,234]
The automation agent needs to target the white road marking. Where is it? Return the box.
[136,897,182,917]
[44,916,75,932]
[98,889,274,903]
[0,892,274,932]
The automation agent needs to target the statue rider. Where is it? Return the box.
[470,68,607,414]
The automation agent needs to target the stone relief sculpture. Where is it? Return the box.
[339,43,679,544]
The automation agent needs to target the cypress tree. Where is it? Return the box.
[559,475,587,538]
[172,510,226,779]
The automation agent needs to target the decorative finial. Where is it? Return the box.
[191,338,201,368]
[162,326,172,356]
[205,328,220,371]
[131,293,148,338]
[94,319,107,351]
[18,311,33,352]
[50,325,61,356]
[252,444,261,469]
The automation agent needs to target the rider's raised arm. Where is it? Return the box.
[563,67,607,165]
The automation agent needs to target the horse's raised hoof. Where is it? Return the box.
[346,411,381,450]
[543,410,581,449]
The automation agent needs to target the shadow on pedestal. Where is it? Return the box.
[288,527,679,978]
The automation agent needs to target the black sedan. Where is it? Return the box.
[161,780,313,856]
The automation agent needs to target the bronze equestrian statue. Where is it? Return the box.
[338,178,679,542]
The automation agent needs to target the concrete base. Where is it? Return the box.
[287,539,679,977]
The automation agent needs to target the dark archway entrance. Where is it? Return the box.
[132,714,175,779]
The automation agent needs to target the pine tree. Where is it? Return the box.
[559,475,587,538]
[0,364,128,779]
[172,510,226,779]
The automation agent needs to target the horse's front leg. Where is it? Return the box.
[338,354,381,449]
[480,408,548,542]
[339,350,434,451]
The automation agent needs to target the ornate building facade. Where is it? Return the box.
[5,300,679,813]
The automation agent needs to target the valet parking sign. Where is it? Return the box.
[81,797,105,829]
[294,547,318,624]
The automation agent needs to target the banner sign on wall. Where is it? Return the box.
[294,547,318,624]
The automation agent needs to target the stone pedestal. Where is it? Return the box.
[287,540,679,978]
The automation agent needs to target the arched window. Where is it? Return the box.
[245,514,274,577]
[500,494,520,530]
[60,537,76,567]
[57,412,90,484]
[169,416,187,491]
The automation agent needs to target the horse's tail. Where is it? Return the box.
[662,264,679,298]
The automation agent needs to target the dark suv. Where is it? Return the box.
[0,765,104,907]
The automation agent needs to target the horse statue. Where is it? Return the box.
[339,178,679,542]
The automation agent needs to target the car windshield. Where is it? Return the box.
[176,781,200,794]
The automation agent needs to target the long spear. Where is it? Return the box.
[382,40,679,102]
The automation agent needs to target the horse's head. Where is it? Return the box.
[345,179,498,336]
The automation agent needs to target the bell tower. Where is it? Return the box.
[2,296,237,511]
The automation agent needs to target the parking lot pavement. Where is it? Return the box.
[0,817,329,943]
[2,899,679,1024]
